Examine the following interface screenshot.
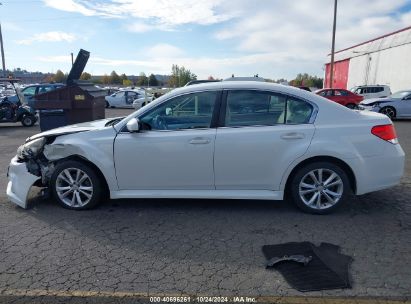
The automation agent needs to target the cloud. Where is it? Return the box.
[145,44,184,58]
[213,0,411,77]
[43,0,117,17]
[2,22,24,32]
[43,0,234,29]
[127,21,153,33]
[16,31,77,45]
[37,0,411,79]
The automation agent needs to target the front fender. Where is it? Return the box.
[43,127,118,191]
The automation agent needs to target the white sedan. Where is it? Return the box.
[132,95,153,110]
[105,90,150,108]
[7,82,405,214]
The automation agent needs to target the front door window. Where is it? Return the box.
[139,91,218,130]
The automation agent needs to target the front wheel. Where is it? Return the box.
[290,162,350,214]
[50,160,102,210]
[21,114,36,127]
[346,103,356,109]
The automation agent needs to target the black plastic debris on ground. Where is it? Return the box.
[262,242,353,292]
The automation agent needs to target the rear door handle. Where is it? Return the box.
[281,132,305,140]
[189,137,211,144]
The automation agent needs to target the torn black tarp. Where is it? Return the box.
[262,242,353,292]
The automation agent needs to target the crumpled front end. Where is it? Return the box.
[7,156,40,209]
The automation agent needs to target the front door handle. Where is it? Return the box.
[281,132,305,140]
[189,137,211,145]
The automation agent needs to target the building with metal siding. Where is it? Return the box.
[324,26,411,92]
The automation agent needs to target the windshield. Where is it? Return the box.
[390,91,411,99]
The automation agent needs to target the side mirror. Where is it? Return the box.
[126,118,140,133]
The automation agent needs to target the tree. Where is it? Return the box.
[123,79,133,86]
[102,74,110,85]
[168,64,197,87]
[136,72,148,86]
[290,73,323,88]
[207,75,215,80]
[110,71,122,84]
[120,73,128,82]
[53,69,66,83]
[148,74,158,86]
[80,72,92,80]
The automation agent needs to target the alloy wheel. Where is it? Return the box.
[380,107,395,118]
[298,168,343,210]
[56,168,94,208]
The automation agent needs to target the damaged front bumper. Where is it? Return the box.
[7,156,40,209]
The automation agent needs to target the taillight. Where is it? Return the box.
[371,124,398,144]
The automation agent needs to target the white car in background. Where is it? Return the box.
[132,95,153,109]
[7,82,404,214]
[351,85,391,99]
[105,89,151,108]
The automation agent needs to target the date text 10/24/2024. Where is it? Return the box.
[150,296,257,303]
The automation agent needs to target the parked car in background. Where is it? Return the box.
[132,95,153,109]
[315,88,363,108]
[105,90,151,108]
[7,83,65,107]
[298,86,311,92]
[351,85,391,99]
[359,90,411,119]
[8,82,404,214]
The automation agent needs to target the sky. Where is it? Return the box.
[1,0,411,80]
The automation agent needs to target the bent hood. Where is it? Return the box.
[27,118,119,142]
[360,97,395,105]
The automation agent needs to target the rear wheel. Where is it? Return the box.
[290,162,350,214]
[50,160,102,210]
[379,106,396,119]
[21,114,35,127]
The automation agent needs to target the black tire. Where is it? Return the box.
[50,160,102,210]
[289,162,350,214]
[21,114,35,127]
[105,101,110,108]
[379,106,396,119]
[346,103,356,109]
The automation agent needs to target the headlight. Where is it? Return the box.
[17,137,46,159]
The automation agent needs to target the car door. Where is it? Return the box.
[125,91,137,106]
[214,90,315,190]
[114,90,221,190]
[112,91,125,107]
[397,94,411,117]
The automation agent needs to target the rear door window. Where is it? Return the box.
[225,90,313,126]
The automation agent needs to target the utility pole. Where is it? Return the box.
[329,0,338,88]
[0,22,6,77]
[71,52,74,66]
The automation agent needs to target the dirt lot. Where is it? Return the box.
[0,109,410,303]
